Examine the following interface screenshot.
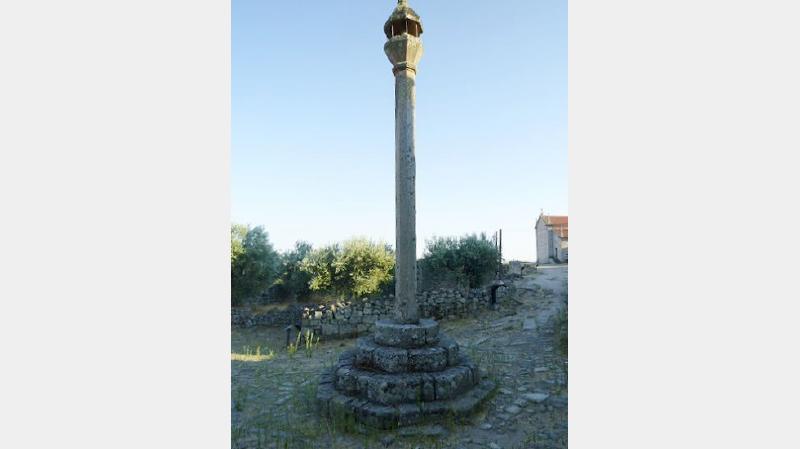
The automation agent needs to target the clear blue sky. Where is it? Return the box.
[232,0,567,262]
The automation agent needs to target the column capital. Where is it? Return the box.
[392,64,417,76]
[385,35,423,74]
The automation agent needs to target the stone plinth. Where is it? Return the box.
[355,333,460,373]
[373,318,439,347]
[316,319,495,429]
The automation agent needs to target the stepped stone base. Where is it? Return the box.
[318,370,495,429]
[355,334,460,373]
[374,318,439,347]
[316,319,495,429]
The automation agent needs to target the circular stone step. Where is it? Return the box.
[354,335,460,373]
[317,369,496,430]
[373,318,439,348]
[333,350,478,405]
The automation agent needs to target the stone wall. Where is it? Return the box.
[232,286,511,336]
[231,304,305,328]
[301,287,501,340]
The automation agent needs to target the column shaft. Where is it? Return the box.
[394,68,418,324]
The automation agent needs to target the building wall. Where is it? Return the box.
[535,218,550,264]
[554,235,568,262]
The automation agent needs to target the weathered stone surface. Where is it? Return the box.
[317,372,496,430]
[374,318,438,348]
[319,327,492,426]
[355,336,453,373]
[321,323,338,336]
[230,304,305,328]
[523,392,550,403]
[439,335,460,367]
[397,424,447,438]
[296,288,492,338]
[407,345,447,372]
[433,363,475,401]
[386,32,422,325]
[333,362,476,405]
[354,338,376,367]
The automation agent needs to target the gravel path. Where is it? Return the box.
[231,267,568,449]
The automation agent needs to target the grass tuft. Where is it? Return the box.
[232,345,276,362]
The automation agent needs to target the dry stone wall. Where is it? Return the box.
[232,287,509,337]
[301,288,498,340]
[231,304,305,328]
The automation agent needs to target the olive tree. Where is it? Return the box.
[301,238,394,299]
[230,224,280,306]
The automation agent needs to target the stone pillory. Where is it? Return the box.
[385,0,423,324]
[315,1,495,429]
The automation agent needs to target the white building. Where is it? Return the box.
[535,213,568,264]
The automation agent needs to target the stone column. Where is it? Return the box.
[314,4,496,429]
[385,28,423,324]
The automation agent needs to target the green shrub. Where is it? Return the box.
[230,224,281,306]
[300,243,339,293]
[301,238,394,299]
[418,233,499,289]
[270,241,314,301]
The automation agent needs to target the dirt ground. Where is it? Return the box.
[231,266,568,449]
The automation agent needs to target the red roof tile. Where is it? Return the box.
[542,215,568,226]
[540,215,568,239]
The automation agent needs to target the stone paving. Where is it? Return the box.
[231,267,567,449]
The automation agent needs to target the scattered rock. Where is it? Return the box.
[499,388,512,395]
[523,392,550,403]
[380,435,395,446]
[398,425,447,438]
[550,395,568,408]
[504,405,521,414]
[480,423,493,430]
[534,367,549,373]
[489,443,502,449]
[472,336,489,346]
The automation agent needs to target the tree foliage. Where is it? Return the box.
[230,224,281,306]
[418,233,499,289]
[270,241,314,301]
[301,238,394,298]
[301,244,338,293]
